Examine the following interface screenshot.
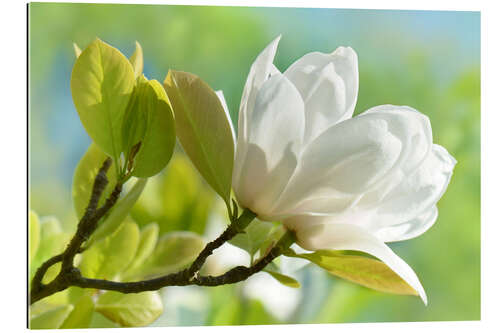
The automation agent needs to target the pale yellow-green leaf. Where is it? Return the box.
[71,38,135,160]
[122,223,159,279]
[285,250,418,296]
[89,312,119,328]
[131,79,175,178]
[137,231,204,279]
[29,210,40,263]
[129,41,143,78]
[29,217,70,282]
[30,304,74,329]
[229,220,277,258]
[263,270,300,288]
[121,75,149,156]
[79,221,140,280]
[163,70,234,205]
[89,178,147,244]
[72,143,118,219]
[73,42,82,58]
[95,291,163,327]
[60,294,95,328]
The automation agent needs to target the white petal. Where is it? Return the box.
[292,221,427,304]
[358,144,456,241]
[238,35,281,142]
[234,36,281,197]
[374,206,438,243]
[275,106,431,216]
[284,47,358,143]
[215,90,236,149]
[233,73,305,219]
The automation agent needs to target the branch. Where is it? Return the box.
[29,157,294,305]
[56,230,296,293]
[30,158,123,304]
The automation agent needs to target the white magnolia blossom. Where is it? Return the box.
[221,36,456,304]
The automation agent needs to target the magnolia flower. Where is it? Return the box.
[228,36,456,304]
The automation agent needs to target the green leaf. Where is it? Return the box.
[79,221,140,280]
[129,41,143,78]
[95,291,163,327]
[60,294,95,328]
[30,304,74,329]
[263,269,300,288]
[70,38,135,161]
[229,220,277,259]
[89,178,147,244]
[122,223,159,279]
[29,210,40,263]
[89,312,119,328]
[163,70,234,205]
[137,231,204,279]
[73,42,81,58]
[72,143,118,219]
[285,249,418,296]
[121,75,149,158]
[131,79,176,178]
[30,217,70,282]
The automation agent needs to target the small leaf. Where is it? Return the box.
[95,291,163,327]
[263,269,300,288]
[71,38,135,160]
[29,210,40,263]
[89,312,119,328]
[131,79,176,177]
[79,221,140,280]
[129,41,144,78]
[121,75,149,158]
[122,223,159,279]
[73,42,82,58]
[72,143,118,219]
[137,231,204,279]
[60,294,95,328]
[229,220,277,258]
[30,304,74,329]
[163,70,234,205]
[30,217,70,282]
[89,178,147,244]
[285,249,418,296]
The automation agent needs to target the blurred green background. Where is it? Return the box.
[28,2,480,325]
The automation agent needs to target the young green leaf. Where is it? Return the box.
[89,312,119,328]
[71,38,135,161]
[229,220,277,258]
[135,231,204,279]
[30,217,70,282]
[30,304,74,329]
[95,291,163,327]
[121,223,159,279]
[72,143,118,219]
[78,221,140,280]
[129,41,143,78]
[163,70,234,205]
[284,249,418,296]
[121,75,149,159]
[131,79,176,178]
[60,294,95,329]
[263,270,300,288]
[89,178,147,244]
[29,210,40,263]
